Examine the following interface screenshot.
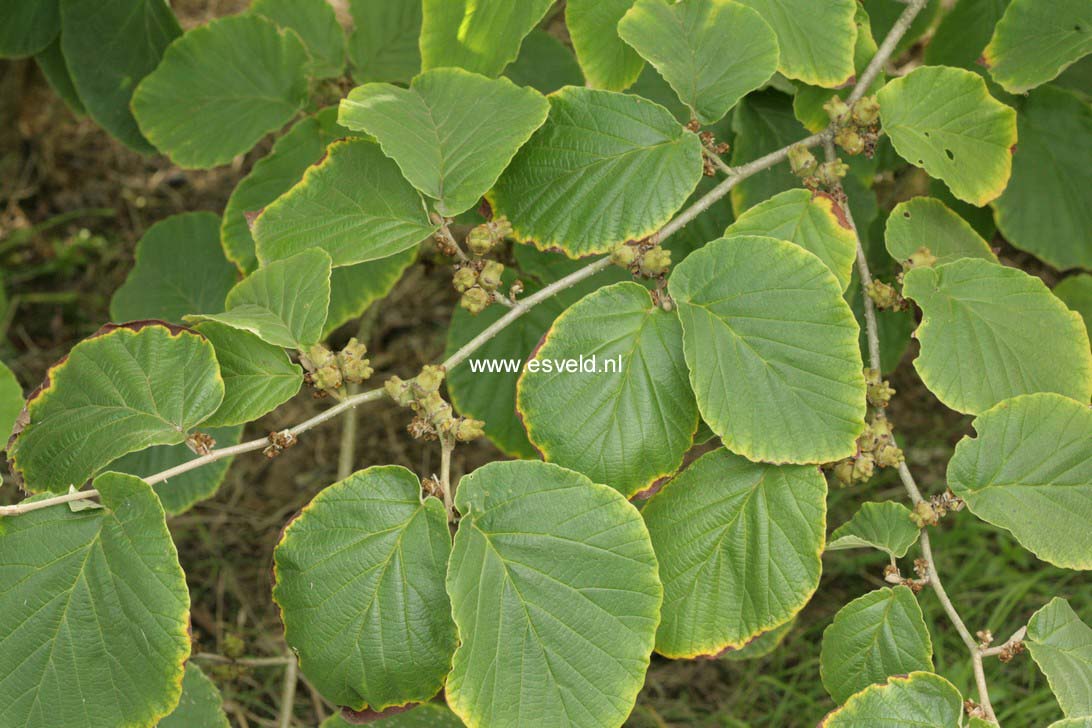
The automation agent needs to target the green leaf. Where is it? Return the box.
[992,86,1092,271]
[446,460,661,728]
[567,0,645,90]
[321,703,464,728]
[669,235,866,464]
[0,360,21,445]
[111,212,238,324]
[734,0,857,87]
[724,189,857,291]
[820,587,934,704]
[132,14,309,169]
[159,664,230,728]
[878,66,1017,206]
[0,0,58,58]
[420,0,553,77]
[490,87,702,257]
[902,259,1092,414]
[251,0,345,79]
[60,0,180,153]
[729,90,808,214]
[0,472,190,728]
[924,0,1010,72]
[885,197,998,267]
[517,282,698,498]
[642,449,825,658]
[819,672,963,727]
[222,107,358,274]
[194,322,302,428]
[8,323,224,493]
[325,250,418,338]
[1056,274,1092,340]
[794,7,880,132]
[109,425,243,515]
[1049,720,1092,728]
[339,69,549,217]
[827,502,920,559]
[721,619,795,662]
[947,393,1092,570]
[617,0,779,125]
[347,0,421,84]
[274,466,456,712]
[188,249,332,350]
[985,0,1092,94]
[254,140,437,267]
[34,38,85,114]
[1026,597,1092,717]
[503,29,583,95]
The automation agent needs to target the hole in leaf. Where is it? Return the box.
[923,131,930,138]
[945,149,955,161]
[1076,24,1083,32]
[903,211,911,219]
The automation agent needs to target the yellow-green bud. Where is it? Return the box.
[639,246,672,277]
[788,143,818,177]
[852,96,881,126]
[478,260,504,291]
[824,96,851,123]
[415,364,445,394]
[419,390,451,422]
[341,358,374,384]
[875,443,905,468]
[490,217,513,239]
[312,364,343,391]
[867,377,896,408]
[461,286,491,314]
[852,452,875,483]
[467,225,494,256]
[339,337,368,361]
[453,266,478,293]
[611,244,638,268]
[304,343,336,370]
[833,459,855,486]
[385,376,415,406]
[834,128,864,156]
[866,280,902,310]
[454,417,485,442]
[911,501,938,528]
[815,159,849,186]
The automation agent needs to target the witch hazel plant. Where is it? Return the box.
[1,0,1091,726]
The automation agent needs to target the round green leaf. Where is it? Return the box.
[347,0,421,84]
[159,664,229,728]
[992,86,1092,271]
[0,0,58,58]
[924,0,1010,72]
[34,38,85,114]
[820,587,934,704]
[222,107,359,274]
[729,90,809,214]
[827,502,920,560]
[1049,720,1092,728]
[251,0,345,79]
[984,0,1092,94]
[1026,597,1092,717]
[884,197,998,267]
[60,0,180,153]
[0,472,190,728]
[503,29,583,95]
[254,140,437,268]
[819,672,963,727]
[878,66,1017,207]
[947,393,1092,570]
[517,282,698,497]
[617,0,779,125]
[794,7,880,132]
[669,235,866,464]
[339,69,549,217]
[132,14,309,169]
[734,0,857,88]
[420,0,553,77]
[111,212,238,325]
[902,259,1092,414]
[567,0,645,91]
[642,448,825,658]
[109,424,243,515]
[195,322,302,428]
[725,189,858,291]
[721,619,795,662]
[490,86,702,257]
[187,249,332,350]
[8,322,225,493]
[446,460,661,728]
[1055,274,1092,340]
[321,703,464,728]
[274,466,456,712]
[325,250,418,338]
[0,360,21,446]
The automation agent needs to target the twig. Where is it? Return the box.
[980,626,1028,658]
[0,0,928,519]
[192,652,296,667]
[439,438,455,521]
[277,652,298,728]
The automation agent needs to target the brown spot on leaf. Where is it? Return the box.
[813,191,853,230]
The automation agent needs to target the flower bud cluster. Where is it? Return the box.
[300,338,374,397]
[454,217,517,314]
[825,95,881,158]
[830,411,903,487]
[385,365,484,443]
[611,241,672,278]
